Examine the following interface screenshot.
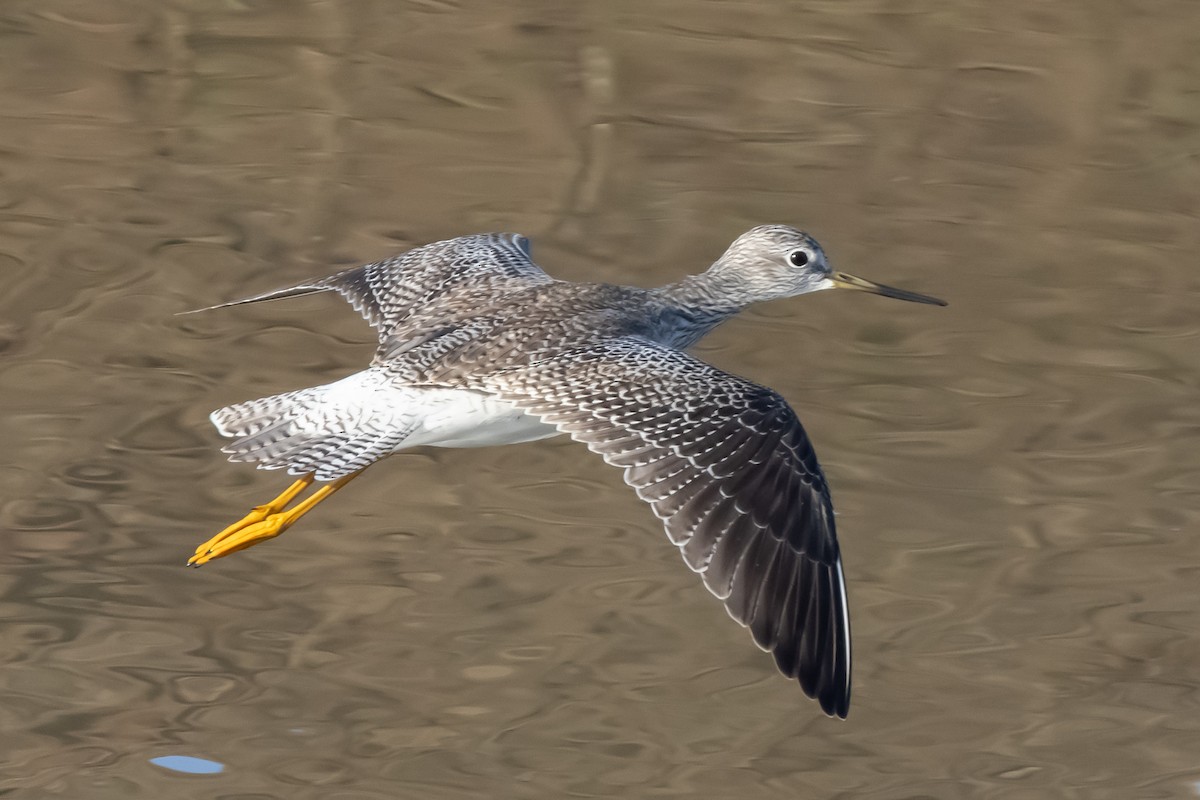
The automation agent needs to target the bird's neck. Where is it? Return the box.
[653,269,752,348]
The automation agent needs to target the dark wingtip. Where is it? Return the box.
[819,685,850,719]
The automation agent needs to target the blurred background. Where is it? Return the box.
[2,1,1198,797]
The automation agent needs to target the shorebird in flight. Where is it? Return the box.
[186,226,945,718]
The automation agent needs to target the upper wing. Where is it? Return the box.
[186,233,553,340]
[481,338,851,717]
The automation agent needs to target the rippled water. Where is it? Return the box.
[3,1,1199,797]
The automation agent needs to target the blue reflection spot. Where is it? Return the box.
[149,755,225,774]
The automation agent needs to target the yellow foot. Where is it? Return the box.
[188,472,359,567]
[188,512,292,566]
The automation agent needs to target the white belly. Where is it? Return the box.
[400,388,560,449]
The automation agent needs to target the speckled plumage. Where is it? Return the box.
[198,225,944,718]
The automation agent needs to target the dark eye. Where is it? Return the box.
[788,249,810,267]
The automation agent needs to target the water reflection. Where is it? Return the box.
[149,755,224,775]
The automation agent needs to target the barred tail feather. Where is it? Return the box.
[211,368,416,481]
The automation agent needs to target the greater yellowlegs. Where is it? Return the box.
[187,225,945,718]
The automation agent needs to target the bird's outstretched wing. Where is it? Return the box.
[481,337,851,717]
[185,233,552,340]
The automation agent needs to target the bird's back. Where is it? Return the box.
[374,279,677,387]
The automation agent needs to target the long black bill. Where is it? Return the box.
[829,271,947,306]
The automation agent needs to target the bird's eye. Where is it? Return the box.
[788,249,810,267]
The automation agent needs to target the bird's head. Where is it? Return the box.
[716,225,946,307]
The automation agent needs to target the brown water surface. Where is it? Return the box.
[2,1,1199,797]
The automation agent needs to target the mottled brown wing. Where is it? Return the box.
[483,338,851,717]
[187,233,552,340]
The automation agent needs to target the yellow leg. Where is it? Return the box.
[188,472,360,567]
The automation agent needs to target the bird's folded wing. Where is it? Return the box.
[186,233,552,340]
[481,337,851,717]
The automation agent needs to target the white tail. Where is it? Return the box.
[211,368,417,480]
